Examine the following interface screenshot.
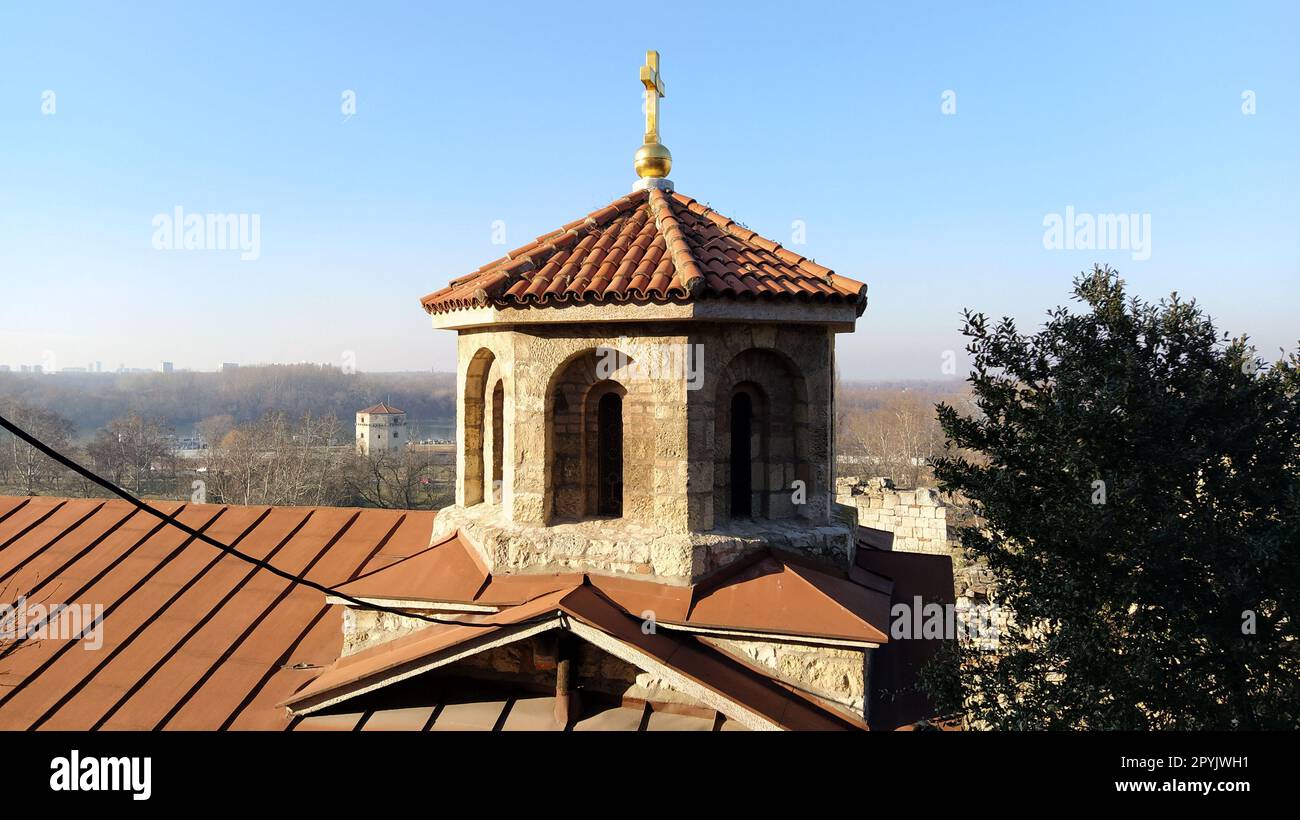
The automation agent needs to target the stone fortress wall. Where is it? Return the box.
[835,476,949,554]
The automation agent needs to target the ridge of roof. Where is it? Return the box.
[419,188,867,316]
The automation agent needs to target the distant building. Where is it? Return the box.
[162,361,174,374]
[220,362,239,372]
[355,402,406,455]
[0,365,9,373]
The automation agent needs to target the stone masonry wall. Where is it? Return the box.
[704,636,868,718]
[835,476,949,554]
[442,320,851,582]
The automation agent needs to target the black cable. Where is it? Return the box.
[0,412,506,628]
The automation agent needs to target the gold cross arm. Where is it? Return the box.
[640,50,665,142]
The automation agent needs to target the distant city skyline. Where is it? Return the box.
[2,2,1296,380]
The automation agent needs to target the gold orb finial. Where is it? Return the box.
[634,141,672,179]
[636,50,671,180]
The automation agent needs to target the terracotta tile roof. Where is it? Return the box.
[358,402,404,415]
[419,188,867,316]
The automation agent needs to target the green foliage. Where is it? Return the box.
[932,266,1300,729]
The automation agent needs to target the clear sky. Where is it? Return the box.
[2,1,1296,379]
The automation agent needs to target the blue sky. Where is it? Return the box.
[2,1,1296,379]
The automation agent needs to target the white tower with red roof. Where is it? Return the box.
[355,402,406,455]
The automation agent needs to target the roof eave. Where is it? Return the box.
[427,297,863,332]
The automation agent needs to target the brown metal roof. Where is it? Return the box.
[283,583,866,731]
[419,188,868,316]
[337,531,892,644]
[856,545,957,731]
[358,402,404,415]
[0,496,428,730]
[0,495,947,730]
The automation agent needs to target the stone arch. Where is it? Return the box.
[544,347,650,522]
[462,347,496,506]
[713,348,809,522]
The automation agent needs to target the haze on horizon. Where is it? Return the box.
[2,2,1296,381]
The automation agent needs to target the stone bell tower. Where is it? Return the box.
[421,51,868,585]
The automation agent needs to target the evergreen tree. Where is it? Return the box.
[933,266,1299,729]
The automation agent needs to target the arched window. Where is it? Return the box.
[462,348,496,506]
[490,380,504,504]
[730,392,753,518]
[596,392,623,516]
[545,349,639,523]
[714,349,806,524]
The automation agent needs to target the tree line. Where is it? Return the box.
[0,364,454,438]
[0,403,453,511]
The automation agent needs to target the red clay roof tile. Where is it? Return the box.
[420,188,866,316]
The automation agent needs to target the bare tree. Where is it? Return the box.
[344,448,451,510]
[196,414,234,451]
[0,400,76,495]
[838,388,950,487]
[87,413,175,496]
[201,412,347,506]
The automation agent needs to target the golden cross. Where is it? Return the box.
[640,50,665,143]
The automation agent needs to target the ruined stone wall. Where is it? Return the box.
[837,478,1008,655]
[836,477,949,554]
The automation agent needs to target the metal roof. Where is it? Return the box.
[0,495,951,730]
